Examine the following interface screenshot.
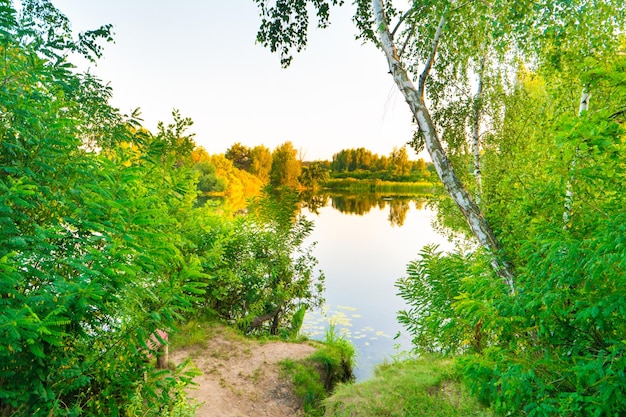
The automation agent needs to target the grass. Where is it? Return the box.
[323,356,495,417]
[324,178,438,194]
[279,326,357,416]
[170,317,248,350]
[169,319,212,349]
[280,359,328,416]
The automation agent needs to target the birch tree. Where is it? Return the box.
[563,88,591,228]
[253,0,626,293]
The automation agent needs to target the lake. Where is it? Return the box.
[300,193,452,380]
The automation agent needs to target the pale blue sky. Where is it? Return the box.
[53,0,420,161]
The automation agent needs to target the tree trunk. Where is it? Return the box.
[472,57,486,205]
[372,0,515,292]
[563,87,590,228]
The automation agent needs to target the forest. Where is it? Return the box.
[2,0,626,416]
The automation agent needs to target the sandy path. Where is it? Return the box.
[171,326,317,417]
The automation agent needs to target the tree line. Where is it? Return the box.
[331,146,432,181]
[216,142,435,194]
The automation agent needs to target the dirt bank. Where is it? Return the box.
[171,325,317,417]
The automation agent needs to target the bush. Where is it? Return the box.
[190,190,325,336]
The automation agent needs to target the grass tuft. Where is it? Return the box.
[280,326,357,416]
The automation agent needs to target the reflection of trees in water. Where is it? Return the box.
[300,192,329,214]
[388,199,410,227]
[332,195,380,215]
[327,193,426,227]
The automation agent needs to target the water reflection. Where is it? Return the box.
[299,191,329,214]
[301,192,426,227]
[301,193,451,380]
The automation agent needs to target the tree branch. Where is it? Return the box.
[398,20,416,58]
[418,11,446,96]
[609,107,626,119]
[391,7,415,39]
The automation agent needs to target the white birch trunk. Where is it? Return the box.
[372,0,514,292]
[563,88,590,228]
[472,58,485,205]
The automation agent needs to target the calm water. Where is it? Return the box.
[301,194,452,381]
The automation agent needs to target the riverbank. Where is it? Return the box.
[169,321,492,416]
[323,178,438,194]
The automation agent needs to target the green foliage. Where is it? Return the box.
[124,374,201,417]
[324,356,492,417]
[189,189,325,336]
[290,304,308,336]
[398,245,514,357]
[458,214,626,415]
[270,141,302,188]
[398,53,626,416]
[398,246,470,355]
[310,326,355,391]
[151,110,196,163]
[299,161,330,190]
[280,359,327,415]
[193,161,226,193]
[0,3,204,415]
[280,326,356,416]
[254,0,345,67]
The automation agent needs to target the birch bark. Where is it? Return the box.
[372,0,515,292]
[562,88,590,228]
[472,57,486,205]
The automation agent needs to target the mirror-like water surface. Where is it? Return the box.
[301,194,452,380]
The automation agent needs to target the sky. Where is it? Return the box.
[52,0,422,161]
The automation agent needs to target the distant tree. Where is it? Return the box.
[414,158,427,173]
[299,161,330,189]
[210,154,263,210]
[331,149,349,172]
[270,141,302,188]
[346,148,357,171]
[375,155,389,172]
[225,142,252,171]
[249,145,273,182]
[388,146,412,178]
[354,147,373,170]
[194,161,226,193]
[192,145,211,163]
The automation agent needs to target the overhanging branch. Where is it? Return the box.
[418,11,446,95]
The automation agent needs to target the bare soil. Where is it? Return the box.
[170,325,317,417]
